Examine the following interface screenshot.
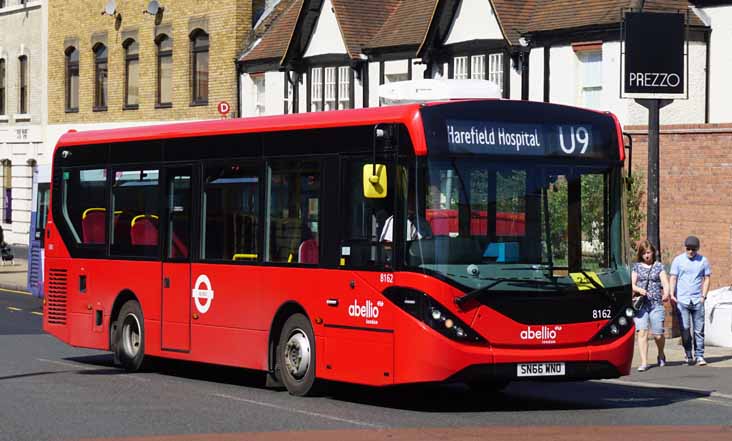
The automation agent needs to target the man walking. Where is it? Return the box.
[669,236,711,366]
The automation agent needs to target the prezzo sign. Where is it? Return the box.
[622,11,686,99]
[446,120,599,158]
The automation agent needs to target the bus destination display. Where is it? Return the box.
[446,120,600,158]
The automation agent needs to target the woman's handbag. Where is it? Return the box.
[632,264,653,310]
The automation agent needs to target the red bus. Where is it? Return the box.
[43,99,634,396]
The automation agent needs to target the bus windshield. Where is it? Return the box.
[405,156,630,292]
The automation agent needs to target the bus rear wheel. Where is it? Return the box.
[277,313,317,396]
[114,300,145,371]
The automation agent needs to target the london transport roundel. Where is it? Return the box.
[192,274,215,314]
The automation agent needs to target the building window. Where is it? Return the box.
[156,34,172,107]
[453,56,468,80]
[65,47,79,112]
[93,44,108,110]
[309,65,352,112]
[190,30,209,105]
[578,50,602,109]
[488,53,504,94]
[0,59,5,116]
[2,160,11,224]
[253,74,265,115]
[471,55,486,80]
[124,39,139,109]
[18,56,28,114]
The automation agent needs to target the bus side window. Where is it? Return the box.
[202,162,259,261]
[339,158,392,268]
[265,160,320,265]
[110,169,160,258]
[60,168,107,245]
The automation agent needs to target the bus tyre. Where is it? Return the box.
[277,314,317,396]
[115,300,145,371]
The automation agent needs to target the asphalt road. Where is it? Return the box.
[1,290,731,441]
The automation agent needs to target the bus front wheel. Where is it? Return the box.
[276,313,317,396]
[114,300,145,371]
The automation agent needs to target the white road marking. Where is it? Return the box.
[214,392,383,428]
[31,311,43,316]
[37,358,95,370]
[7,307,22,311]
[601,379,732,401]
[36,358,149,381]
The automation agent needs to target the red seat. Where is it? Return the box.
[171,233,189,258]
[82,209,106,244]
[131,216,159,246]
[298,239,318,264]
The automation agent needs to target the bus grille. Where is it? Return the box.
[46,269,68,325]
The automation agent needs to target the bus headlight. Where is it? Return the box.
[593,304,635,342]
[383,287,485,344]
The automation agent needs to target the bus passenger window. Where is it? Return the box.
[265,160,320,264]
[60,168,107,245]
[203,163,259,261]
[110,169,160,257]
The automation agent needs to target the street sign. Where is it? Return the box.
[217,101,231,116]
[621,11,687,99]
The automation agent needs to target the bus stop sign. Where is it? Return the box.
[622,11,686,99]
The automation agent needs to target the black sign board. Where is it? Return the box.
[623,12,686,98]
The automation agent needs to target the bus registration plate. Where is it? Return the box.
[517,362,565,377]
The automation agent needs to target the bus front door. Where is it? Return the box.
[161,166,194,352]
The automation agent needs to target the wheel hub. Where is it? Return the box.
[284,329,310,379]
[122,313,141,358]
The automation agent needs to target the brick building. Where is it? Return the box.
[47,0,255,146]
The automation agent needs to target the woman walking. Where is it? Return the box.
[632,240,670,371]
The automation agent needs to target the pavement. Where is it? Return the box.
[0,256,28,293]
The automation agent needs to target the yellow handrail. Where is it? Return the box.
[232,253,257,261]
[82,207,105,220]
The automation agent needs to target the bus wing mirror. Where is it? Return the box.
[363,164,387,198]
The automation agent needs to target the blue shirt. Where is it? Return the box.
[670,253,711,305]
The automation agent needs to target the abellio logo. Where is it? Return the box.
[520,326,562,344]
[348,299,383,325]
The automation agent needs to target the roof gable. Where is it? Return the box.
[303,0,349,57]
[444,0,504,44]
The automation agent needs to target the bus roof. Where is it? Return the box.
[55,103,430,155]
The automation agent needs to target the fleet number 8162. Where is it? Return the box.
[593,309,612,319]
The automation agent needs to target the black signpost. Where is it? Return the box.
[622,10,687,258]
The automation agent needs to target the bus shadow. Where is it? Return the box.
[65,354,709,412]
[323,380,710,412]
[66,354,269,388]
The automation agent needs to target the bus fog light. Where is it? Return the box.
[455,327,466,338]
[431,309,442,320]
[618,316,628,327]
[609,324,619,335]
[625,308,635,318]
[444,318,454,329]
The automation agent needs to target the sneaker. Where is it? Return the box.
[637,364,650,372]
[697,357,707,366]
[684,354,694,365]
[657,355,666,367]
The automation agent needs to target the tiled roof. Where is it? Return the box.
[240,0,707,65]
[333,0,402,57]
[240,0,302,63]
[492,0,535,45]
[369,0,438,51]
[528,0,704,34]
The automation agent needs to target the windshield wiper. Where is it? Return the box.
[454,276,570,308]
